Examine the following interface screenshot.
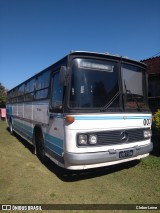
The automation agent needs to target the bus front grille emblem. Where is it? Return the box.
[120,131,128,143]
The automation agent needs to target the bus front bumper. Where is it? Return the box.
[64,143,153,165]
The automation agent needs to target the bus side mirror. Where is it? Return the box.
[59,66,67,86]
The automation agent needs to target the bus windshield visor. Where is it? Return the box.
[69,59,120,109]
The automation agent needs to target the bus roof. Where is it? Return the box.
[8,50,147,92]
[69,51,147,68]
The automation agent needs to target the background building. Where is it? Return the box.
[142,56,160,113]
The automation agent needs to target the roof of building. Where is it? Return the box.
[141,56,160,75]
[141,55,160,62]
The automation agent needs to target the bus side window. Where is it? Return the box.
[50,72,64,113]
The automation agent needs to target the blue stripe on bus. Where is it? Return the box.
[48,115,151,120]
[74,116,151,120]
[14,120,33,138]
[13,119,63,156]
[45,134,63,149]
[45,138,63,156]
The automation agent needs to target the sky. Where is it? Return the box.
[0,0,160,90]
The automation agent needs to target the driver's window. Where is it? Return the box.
[51,72,64,112]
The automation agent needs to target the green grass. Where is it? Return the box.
[0,121,160,212]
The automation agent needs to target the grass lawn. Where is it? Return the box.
[0,121,160,212]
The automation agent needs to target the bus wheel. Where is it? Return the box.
[9,119,14,135]
[35,128,47,163]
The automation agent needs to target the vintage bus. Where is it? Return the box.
[6,51,153,170]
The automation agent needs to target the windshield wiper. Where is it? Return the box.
[100,91,120,112]
[124,80,141,112]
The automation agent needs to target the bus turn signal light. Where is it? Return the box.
[66,116,75,123]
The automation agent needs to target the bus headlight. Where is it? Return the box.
[143,129,152,138]
[78,134,87,145]
[89,135,97,144]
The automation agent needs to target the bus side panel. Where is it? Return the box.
[11,102,33,142]
[44,115,65,165]
[33,101,49,125]
[18,103,24,118]
[12,104,18,117]
[24,102,33,121]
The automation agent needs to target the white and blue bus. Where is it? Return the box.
[6,51,153,170]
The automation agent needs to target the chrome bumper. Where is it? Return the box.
[64,143,153,165]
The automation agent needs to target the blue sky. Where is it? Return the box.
[0,0,160,90]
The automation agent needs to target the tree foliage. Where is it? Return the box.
[0,82,7,107]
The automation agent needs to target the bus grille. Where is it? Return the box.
[96,128,149,145]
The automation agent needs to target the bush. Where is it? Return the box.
[154,109,160,132]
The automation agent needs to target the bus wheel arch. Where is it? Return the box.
[34,125,46,163]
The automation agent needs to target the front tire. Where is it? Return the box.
[35,129,47,163]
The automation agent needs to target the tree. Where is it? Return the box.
[0,82,7,107]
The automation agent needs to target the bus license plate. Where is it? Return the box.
[119,150,133,159]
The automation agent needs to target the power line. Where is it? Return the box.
[151,51,160,58]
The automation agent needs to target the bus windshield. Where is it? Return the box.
[122,64,148,111]
[69,58,148,111]
[69,58,120,109]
